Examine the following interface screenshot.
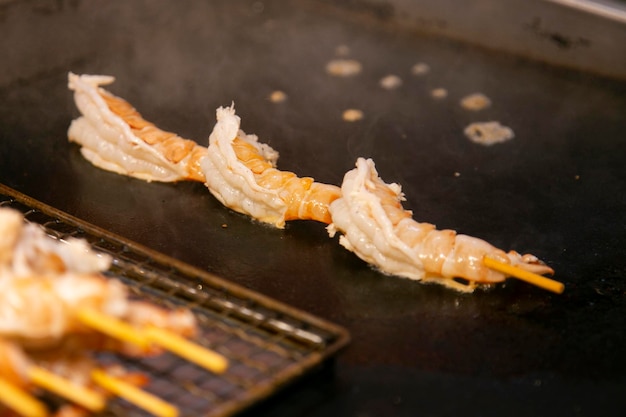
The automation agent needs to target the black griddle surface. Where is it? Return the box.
[1,1,625,416]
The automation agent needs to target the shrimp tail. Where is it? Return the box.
[507,251,555,276]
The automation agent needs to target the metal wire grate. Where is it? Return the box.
[0,183,350,417]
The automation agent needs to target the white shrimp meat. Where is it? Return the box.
[67,73,207,182]
[327,158,553,292]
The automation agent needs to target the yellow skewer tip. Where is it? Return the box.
[483,256,564,294]
[0,377,49,417]
[143,326,229,374]
[28,366,107,412]
[91,369,179,417]
[76,308,151,350]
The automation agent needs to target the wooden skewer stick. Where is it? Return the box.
[77,308,228,373]
[483,256,564,294]
[77,307,228,375]
[91,369,179,417]
[27,366,106,412]
[0,377,48,417]
[143,326,229,374]
[75,308,151,350]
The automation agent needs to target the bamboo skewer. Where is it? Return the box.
[91,369,179,417]
[0,377,48,417]
[7,309,227,417]
[27,367,106,412]
[77,308,229,374]
[144,326,229,374]
[483,256,564,294]
[76,308,151,350]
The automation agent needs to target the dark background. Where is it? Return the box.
[1,1,625,415]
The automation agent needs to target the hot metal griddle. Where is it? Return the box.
[1,0,625,416]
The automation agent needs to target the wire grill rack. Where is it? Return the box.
[0,184,350,417]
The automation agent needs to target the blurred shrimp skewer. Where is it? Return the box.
[0,338,106,415]
[0,207,197,351]
[0,206,226,368]
[0,207,222,416]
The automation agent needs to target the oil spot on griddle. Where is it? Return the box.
[326,59,363,77]
[463,121,515,146]
[410,62,430,76]
[342,109,364,122]
[526,18,591,50]
[379,74,402,90]
[431,88,448,100]
[268,90,287,103]
[460,93,491,111]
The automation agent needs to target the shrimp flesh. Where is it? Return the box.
[0,272,195,353]
[0,208,111,279]
[0,338,30,388]
[201,105,341,227]
[0,208,196,350]
[327,158,554,292]
[0,337,148,417]
[0,273,128,347]
[0,273,195,354]
[0,338,137,388]
[67,73,208,182]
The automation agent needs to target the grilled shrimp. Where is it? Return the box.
[0,338,30,388]
[0,208,197,350]
[327,158,554,292]
[0,338,125,388]
[0,273,129,346]
[67,73,208,182]
[0,337,148,417]
[0,208,111,279]
[201,105,341,227]
[0,273,196,352]
[67,74,339,225]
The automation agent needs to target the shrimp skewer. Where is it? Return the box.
[0,338,31,389]
[327,158,555,292]
[0,209,221,416]
[0,336,169,417]
[31,350,154,417]
[0,208,110,279]
[0,208,197,351]
[0,207,225,375]
[67,74,340,226]
[64,75,561,291]
[67,73,208,183]
[0,274,196,354]
[201,105,341,227]
[0,377,47,417]
[0,338,109,414]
